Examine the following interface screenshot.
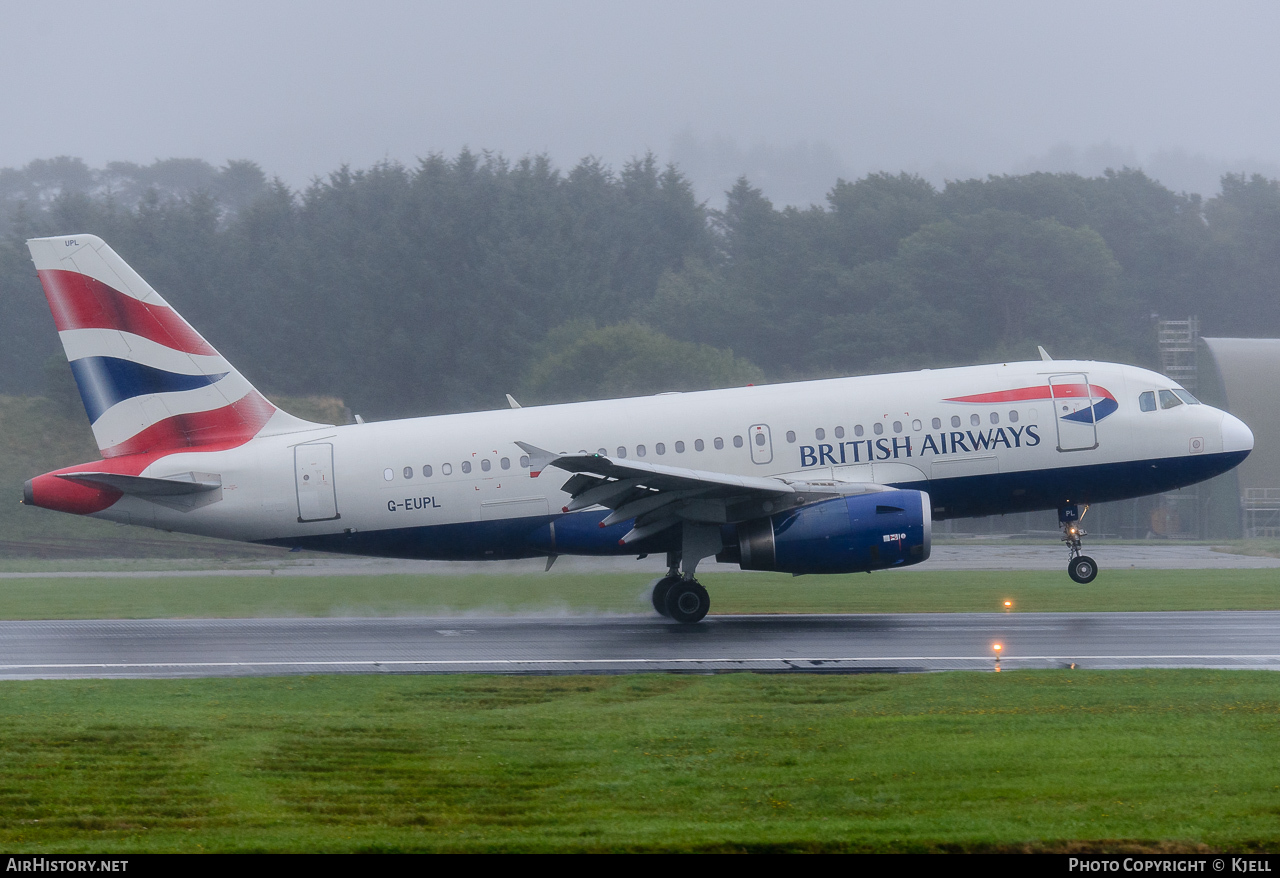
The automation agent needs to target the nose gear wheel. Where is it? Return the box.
[1069,555,1098,584]
[1060,504,1098,583]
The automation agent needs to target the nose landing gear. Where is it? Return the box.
[1060,504,1098,584]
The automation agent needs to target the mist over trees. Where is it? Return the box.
[2,152,1279,421]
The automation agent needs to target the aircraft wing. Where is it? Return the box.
[516,442,886,545]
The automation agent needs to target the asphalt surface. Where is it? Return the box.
[2,611,1279,679]
[3,545,1276,578]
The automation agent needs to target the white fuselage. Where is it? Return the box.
[83,359,1251,560]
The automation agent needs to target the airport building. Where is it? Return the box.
[1198,336,1280,538]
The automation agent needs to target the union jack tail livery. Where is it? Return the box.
[28,235,319,458]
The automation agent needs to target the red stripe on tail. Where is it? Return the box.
[37,269,217,356]
[101,391,276,458]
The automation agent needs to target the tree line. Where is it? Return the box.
[2,152,1279,421]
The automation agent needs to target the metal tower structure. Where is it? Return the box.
[1156,317,1200,537]
[1158,317,1200,392]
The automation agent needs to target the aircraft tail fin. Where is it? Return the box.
[27,234,323,458]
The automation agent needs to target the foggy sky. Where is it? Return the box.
[4,0,1279,205]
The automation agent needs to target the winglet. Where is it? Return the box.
[515,441,557,478]
[1038,345,1053,361]
[506,394,522,409]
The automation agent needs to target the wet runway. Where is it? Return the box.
[3,545,1275,579]
[2,611,1279,679]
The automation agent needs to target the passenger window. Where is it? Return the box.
[754,433,766,446]
[1009,410,1019,423]
[481,459,491,472]
[854,425,864,437]
[616,446,627,458]
[598,448,607,456]
[500,458,510,470]
[383,468,394,481]
[1139,391,1156,412]
[675,441,685,453]
[422,465,433,477]
[873,423,884,435]
[636,445,646,457]
[815,428,825,440]
[1159,390,1183,410]
[893,421,902,433]
[656,442,666,455]
[461,461,472,473]
[714,437,725,450]
[733,435,743,448]
[951,416,961,428]
[932,418,941,429]
[786,431,796,443]
[990,412,999,424]
[970,413,981,426]
[834,426,845,439]
[403,466,413,480]
[443,463,453,475]
[912,419,922,431]
[695,439,704,451]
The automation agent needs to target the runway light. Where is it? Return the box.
[1003,600,1012,611]
[993,643,1002,653]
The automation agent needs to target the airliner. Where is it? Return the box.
[20,235,1254,622]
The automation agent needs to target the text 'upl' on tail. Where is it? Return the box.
[27,234,321,458]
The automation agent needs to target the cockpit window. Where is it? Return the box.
[1159,389,1183,410]
[1139,391,1156,412]
[1173,389,1201,405]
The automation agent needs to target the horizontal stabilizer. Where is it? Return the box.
[56,471,221,497]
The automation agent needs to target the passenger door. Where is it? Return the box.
[295,443,340,522]
[1049,373,1100,452]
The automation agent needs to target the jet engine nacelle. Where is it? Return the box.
[721,489,931,575]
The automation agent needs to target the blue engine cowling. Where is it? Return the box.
[724,489,931,575]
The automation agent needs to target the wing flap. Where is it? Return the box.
[517,442,903,535]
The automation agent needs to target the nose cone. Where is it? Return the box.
[1222,412,1254,455]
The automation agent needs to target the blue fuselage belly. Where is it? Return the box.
[921,449,1247,519]
[262,450,1246,560]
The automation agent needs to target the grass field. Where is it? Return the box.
[0,671,1277,852]
[0,568,1276,619]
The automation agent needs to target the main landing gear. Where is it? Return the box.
[650,546,712,624]
[1060,504,1098,584]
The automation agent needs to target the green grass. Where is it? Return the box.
[0,671,1278,852]
[0,568,1277,620]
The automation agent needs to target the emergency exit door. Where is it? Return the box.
[749,424,773,464]
[295,443,340,522]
